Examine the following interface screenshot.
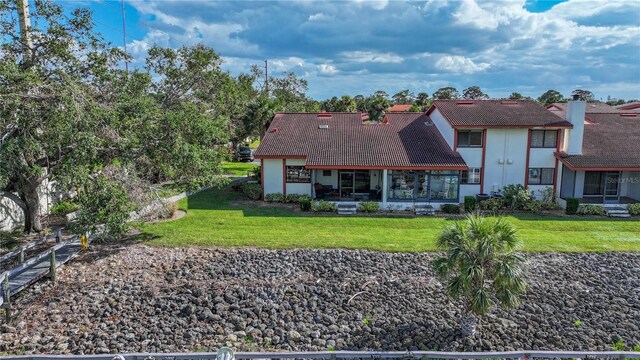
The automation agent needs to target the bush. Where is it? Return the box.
[464,196,477,212]
[241,183,262,200]
[479,197,502,212]
[440,204,461,214]
[299,197,311,211]
[285,194,307,203]
[523,199,542,213]
[577,204,606,216]
[311,200,337,212]
[50,200,79,215]
[566,197,580,215]
[359,201,380,213]
[264,193,284,202]
[502,184,534,210]
[628,203,640,216]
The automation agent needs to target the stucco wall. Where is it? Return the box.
[263,159,284,195]
[457,148,482,168]
[429,109,454,149]
[483,129,528,193]
[459,184,481,200]
[529,148,556,168]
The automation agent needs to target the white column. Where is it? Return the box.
[382,169,388,208]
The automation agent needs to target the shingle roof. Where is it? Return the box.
[557,113,640,169]
[431,100,572,128]
[548,102,620,117]
[388,104,412,112]
[254,112,467,169]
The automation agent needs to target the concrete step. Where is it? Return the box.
[337,203,357,215]
[415,204,435,216]
[337,209,357,215]
[606,207,630,218]
[609,213,631,218]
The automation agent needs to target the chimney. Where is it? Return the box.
[566,97,586,155]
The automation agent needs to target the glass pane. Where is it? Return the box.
[340,171,353,188]
[389,171,415,200]
[457,131,470,147]
[461,171,469,184]
[605,174,619,195]
[354,170,370,193]
[531,130,544,147]
[417,174,428,198]
[541,168,554,185]
[430,175,459,200]
[543,131,557,148]
[528,168,541,185]
[584,172,603,195]
[469,131,482,146]
[470,168,481,184]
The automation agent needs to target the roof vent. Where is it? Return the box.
[361,113,370,121]
[456,100,475,105]
[317,113,332,118]
[424,121,433,127]
[318,124,329,129]
[269,128,278,133]
[620,113,638,118]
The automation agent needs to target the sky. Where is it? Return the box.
[59,0,640,101]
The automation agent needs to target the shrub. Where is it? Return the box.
[241,183,262,200]
[264,193,284,202]
[628,203,640,216]
[537,186,556,203]
[522,200,542,213]
[50,200,79,215]
[285,194,307,203]
[440,204,461,214]
[311,200,337,212]
[502,184,534,210]
[359,201,380,213]
[540,201,562,211]
[577,204,606,216]
[299,197,311,211]
[565,197,580,215]
[479,198,502,212]
[464,196,477,212]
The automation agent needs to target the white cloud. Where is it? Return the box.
[351,0,389,10]
[435,55,491,74]
[308,12,331,21]
[318,63,338,75]
[340,51,403,64]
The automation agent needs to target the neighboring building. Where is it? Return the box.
[387,104,413,112]
[615,101,640,111]
[254,99,640,209]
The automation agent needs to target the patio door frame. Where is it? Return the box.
[339,170,371,200]
[603,171,621,204]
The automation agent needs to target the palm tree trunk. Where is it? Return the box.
[460,310,477,337]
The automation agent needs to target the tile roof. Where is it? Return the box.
[254,112,467,169]
[557,113,640,169]
[615,102,640,111]
[431,100,572,128]
[388,104,413,112]
[548,102,621,118]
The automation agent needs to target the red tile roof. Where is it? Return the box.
[388,104,412,112]
[548,102,621,118]
[557,113,640,170]
[615,102,640,111]
[254,112,467,169]
[431,100,572,128]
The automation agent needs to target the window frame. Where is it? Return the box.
[528,167,555,185]
[530,130,558,149]
[286,166,311,183]
[456,130,483,148]
[461,168,482,184]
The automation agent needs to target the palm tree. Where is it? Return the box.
[432,213,527,337]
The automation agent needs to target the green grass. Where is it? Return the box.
[221,161,258,176]
[136,188,640,252]
[249,138,260,149]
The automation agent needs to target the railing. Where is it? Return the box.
[0,349,639,360]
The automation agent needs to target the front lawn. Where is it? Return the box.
[221,161,258,176]
[137,188,640,252]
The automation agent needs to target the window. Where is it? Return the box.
[457,130,483,148]
[530,130,557,148]
[461,168,482,184]
[528,168,555,185]
[429,171,459,200]
[388,170,459,201]
[286,166,311,183]
[322,170,332,177]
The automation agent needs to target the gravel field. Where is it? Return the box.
[1,243,639,354]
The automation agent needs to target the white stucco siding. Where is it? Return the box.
[284,159,311,196]
[263,159,284,195]
[459,184,481,200]
[429,109,454,149]
[529,148,556,168]
[483,129,528,193]
[457,148,482,168]
[285,159,306,166]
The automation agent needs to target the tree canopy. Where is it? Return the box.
[462,86,489,100]
[432,87,460,100]
[537,89,565,105]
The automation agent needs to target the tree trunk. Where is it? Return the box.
[460,310,477,337]
[21,179,43,233]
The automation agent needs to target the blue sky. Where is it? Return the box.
[61,0,640,101]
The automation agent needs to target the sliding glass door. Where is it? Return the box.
[339,170,371,200]
[388,170,460,202]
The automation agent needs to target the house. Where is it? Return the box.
[254,99,640,209]
[615,101,640,111]
[387,104,413,112]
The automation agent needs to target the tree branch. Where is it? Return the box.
[0,190,27,213]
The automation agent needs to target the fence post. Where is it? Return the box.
[19,248,24,263]
[49,249,56,282]
[3,275,10,323]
